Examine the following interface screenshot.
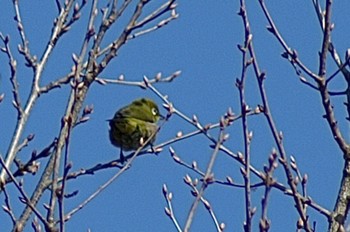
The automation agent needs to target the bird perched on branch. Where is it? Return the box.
[108,98,163,162]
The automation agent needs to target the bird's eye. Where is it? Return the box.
[151,108,158,116]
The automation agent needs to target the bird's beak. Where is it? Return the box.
[159,114,165,120]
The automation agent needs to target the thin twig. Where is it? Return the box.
[183,174,223,232]
[183,122,227,232]
[259,1,320,82]
[9,139,57,182]
[127,1,178,40]
[13,0,35,67]
[3,186,17,225]
[220,144,331,219]
[96,0,177,75]
[96,70,181,87]
[128,12,178,40]
[238,2,254,229]
[169,147,258,189]
[163,184,182,232]
[318,0,332,78]
[39,73,74,94]
[58,116,74,232]
[132,0,176,30]
[312,0,350,78]
[96,0,133,57]
[15,134,35,154]
[0,34,23,117]
[0,156,50,229]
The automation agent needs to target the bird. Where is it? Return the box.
[108,98,163,162]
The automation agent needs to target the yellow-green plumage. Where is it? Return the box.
[109,98,161,161]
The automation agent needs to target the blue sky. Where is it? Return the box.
[0,1,349,231]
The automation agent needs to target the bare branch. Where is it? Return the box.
[97,70,182,88]
[162,184,182,232]
[241,1,314,230]
[259,151,278,232]
[220,145,332,219]
[132,0,176,30]
[237,3,255,229]
[96,0,178,73]
[13,0,36,67]
[0,156,50,229]
[39,73,74,94]
[2,187,16,225]
[0,0,79,188]
[127,1,178,40]
[184,121,227,232]
[183,173,224,232]
[259,1,320,82]
[128,11,178,40]
[318,0,332,78]
[0,34,23,117]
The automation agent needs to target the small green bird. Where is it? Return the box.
[109,98,162,162]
